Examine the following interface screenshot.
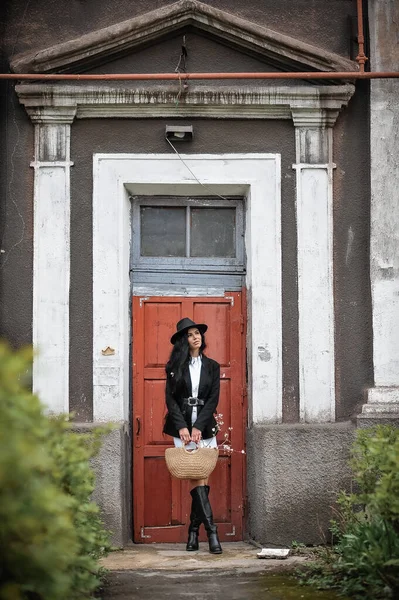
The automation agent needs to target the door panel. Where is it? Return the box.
[133,293,245,543]
[193,301,231,365]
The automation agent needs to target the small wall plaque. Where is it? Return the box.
[101,346,115,356]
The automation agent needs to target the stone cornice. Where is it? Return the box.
[16,84,355,123]
[11,0,357,76]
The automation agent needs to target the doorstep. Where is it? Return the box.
[100,542,307,573]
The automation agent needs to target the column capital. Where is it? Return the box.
[31,109,75,164]
[293,117,334,165]
[25,106,77,125]
[291,108,341,129]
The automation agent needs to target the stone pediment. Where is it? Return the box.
[11,0,357,76]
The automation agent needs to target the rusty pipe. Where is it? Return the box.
[0,71,398,81]
[356,0,368,72]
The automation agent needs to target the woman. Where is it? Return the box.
[163,317,222,554]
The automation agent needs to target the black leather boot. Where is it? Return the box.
[191,485,222,554]
[186,489,202,551]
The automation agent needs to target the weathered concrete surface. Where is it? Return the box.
[92,422,131,548]
[98,543,343,599]
[11,0,356,75]
[73,422,131,548]
[100,542,305,572]
[247,423,355,546]
[357,414,399,428]
[3,0,357,59]
[99,570,343,600]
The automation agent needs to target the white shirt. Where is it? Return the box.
[189,354,202,398]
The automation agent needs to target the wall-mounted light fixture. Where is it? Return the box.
[165,125,193,142]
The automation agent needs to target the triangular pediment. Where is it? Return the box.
[11,0,357,76]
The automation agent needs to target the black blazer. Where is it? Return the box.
[163,355,220,439]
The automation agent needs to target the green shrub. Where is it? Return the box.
[297,425,399,599]
[0,342,111,599]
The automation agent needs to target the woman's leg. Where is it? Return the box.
[189,478,208,488]
[186,478,208,551]
[190,483,222,554]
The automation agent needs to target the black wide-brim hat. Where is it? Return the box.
[170,317,208,344]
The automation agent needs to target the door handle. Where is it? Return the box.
[136,417,141,436]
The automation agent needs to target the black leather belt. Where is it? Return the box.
[182,397,205,406]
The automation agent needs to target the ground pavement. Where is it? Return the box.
[98,543,342,599]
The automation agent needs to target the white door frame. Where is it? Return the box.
[92,153,282,424]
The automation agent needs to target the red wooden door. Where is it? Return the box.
[132,293,246,543]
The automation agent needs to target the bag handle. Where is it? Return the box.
[182,443,200,454]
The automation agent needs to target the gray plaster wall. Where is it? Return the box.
[3,0,357,59]
[247,423,356,546]
[72,422,131,548]
[0,89,34,347]
[333,80,373,420]
[87,32,287,88]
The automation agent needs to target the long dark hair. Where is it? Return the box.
[166,331,207,391]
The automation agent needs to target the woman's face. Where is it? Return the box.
[187,327,202,353]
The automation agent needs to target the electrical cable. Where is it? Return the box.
[165,137,231,201]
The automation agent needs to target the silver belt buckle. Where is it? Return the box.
[187,397,197,406]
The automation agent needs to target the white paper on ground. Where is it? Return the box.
[257,548,290,559]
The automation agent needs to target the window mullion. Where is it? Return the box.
[186,206,191,258]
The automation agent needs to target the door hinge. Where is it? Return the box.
[226,525,236,537]
[240,314,244,333]
[140,527,151,539]
[241,499,246,517]
[139,297,149,307]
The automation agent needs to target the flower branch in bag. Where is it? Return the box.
[210,413,245,455]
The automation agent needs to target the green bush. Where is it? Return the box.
[298,425,399,599]
[0,342,111,600]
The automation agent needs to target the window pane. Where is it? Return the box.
[191,208,236,257]
[140,207,186,257]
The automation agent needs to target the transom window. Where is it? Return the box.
[140,205,236,258]
[131,196,245,289]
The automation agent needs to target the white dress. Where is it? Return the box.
[173,355,218,450]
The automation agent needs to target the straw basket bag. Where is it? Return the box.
[165,446,219,479]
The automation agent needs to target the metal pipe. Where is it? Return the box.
[0,71,398,81]
[356,0,368,72]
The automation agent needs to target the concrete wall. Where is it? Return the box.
[3,0,356,58]
[73,422,131,548]
[247,423,355,545]
[333,80,373,420]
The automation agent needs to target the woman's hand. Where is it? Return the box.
[191,427,202,444]
[179,428,191,445]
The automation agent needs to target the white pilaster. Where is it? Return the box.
[359,0,399,423]
[28,106,76,413]
[292,109,336,422]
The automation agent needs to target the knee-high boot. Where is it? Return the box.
[191,485,222,554]
[186,489,202,551]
